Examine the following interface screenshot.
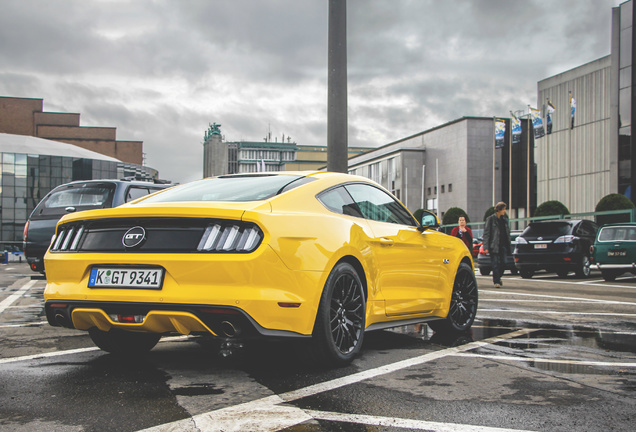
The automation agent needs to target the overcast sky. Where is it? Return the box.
[0,0,625,183]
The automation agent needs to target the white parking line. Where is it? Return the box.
[0,335,189,365]
[138,329,536,432]
[479,309,636,318]
[306,409,537,432]
[0,279,38,315]
[455,353,636,368]
[477,275,636,290]
[480,289,636,307]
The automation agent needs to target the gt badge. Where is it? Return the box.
[122,226,146,248]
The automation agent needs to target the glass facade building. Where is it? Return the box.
[0,134,158,244]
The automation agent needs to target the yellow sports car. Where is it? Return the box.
[44,171,477,365]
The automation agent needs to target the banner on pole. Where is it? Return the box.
[510,111,522,144]
[529,106,545,139]
[495,118,506,149]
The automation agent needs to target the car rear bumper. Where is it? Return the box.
[45,300,310,339]
[594,263,636,270]
[513,252,583,271]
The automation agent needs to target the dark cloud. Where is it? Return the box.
[0,0,622,182]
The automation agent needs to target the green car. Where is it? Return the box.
[591,223,636,281]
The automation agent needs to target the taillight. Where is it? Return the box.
[197,222,263,253]
[555,235,577,243]
[50,224,85,251]
[23,221,29,241]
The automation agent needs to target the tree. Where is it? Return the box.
[595,193,634,226]
[483,206,495,221]
[534,200,570,218]
[442,207,470,225]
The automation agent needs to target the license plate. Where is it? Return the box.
[88,267,164,289]
[534,244,547,249]
[608,251,627,257]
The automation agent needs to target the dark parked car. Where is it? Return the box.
[23,179,171,274]
[591,223,636,281]
[477,231,522,276]
[513,219,598,279]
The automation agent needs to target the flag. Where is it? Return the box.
[510,111,522,144]
[529,106,545,138]
[495,118,506,149]
[546,99,556,134]
[569,92,576,129]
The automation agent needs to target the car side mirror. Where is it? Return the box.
[420,210,440,231]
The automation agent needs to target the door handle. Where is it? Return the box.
[380,238,394,246]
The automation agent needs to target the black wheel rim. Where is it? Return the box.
[448,269,478,328]
[329,273,364,354]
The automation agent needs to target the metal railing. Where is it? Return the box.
[440,209,636,237]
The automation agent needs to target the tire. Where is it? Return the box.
[556,269,569,278]
[520,270,534,279]
[601,270,617,282]
[575,255,591,278]
[312,262,366,367]
[479,267,491,276]
[428,263,478,333]
[88,328,161,355]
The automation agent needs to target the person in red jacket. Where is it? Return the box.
[450,215,473,252]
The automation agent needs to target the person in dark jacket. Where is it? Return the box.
[450,215,473,251]
[482,202,511,288]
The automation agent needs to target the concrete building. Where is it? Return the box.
[0,96,144,165]
[347,117,535,222]
[202,125,370,177]
[536,0,634,213]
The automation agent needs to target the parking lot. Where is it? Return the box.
[1,263,635,432]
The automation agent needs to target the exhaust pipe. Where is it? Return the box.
[55,313,69,327]
[220,320,241,338]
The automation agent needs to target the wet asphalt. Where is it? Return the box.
[0,263,634,432]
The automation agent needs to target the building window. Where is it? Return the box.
[449,184,452,192]
[441,185,445,193]
[434,186,437,194]
[427,187,431,195]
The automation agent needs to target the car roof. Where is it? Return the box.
[50,179,169,189]
[528,219,581,225]
[598,222,636,227]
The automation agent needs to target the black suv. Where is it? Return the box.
[23,179,171,274]
[513,219,598,279]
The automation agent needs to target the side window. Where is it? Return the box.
[577,221,597,237]
[126,187,151,202]
[317,187,363,218]
[344,183,415,226]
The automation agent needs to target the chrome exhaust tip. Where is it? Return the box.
[220,320,240,338]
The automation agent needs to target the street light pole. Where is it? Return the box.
[327,0,348,173]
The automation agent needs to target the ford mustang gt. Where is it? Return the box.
[43,172,477,366]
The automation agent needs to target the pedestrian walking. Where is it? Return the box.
[450,215,473,251]
[482,202,511,288]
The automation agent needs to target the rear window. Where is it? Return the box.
[33,184,115,218]
[141,175,313,203]
[523,222,573,237]
[598,226,636,241]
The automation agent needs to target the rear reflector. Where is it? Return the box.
[278,302,301,308]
